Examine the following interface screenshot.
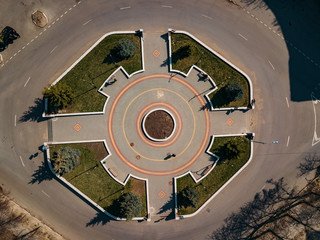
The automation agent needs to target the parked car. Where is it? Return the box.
[0,26,20,51]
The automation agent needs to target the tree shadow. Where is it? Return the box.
[103,47,122,65]
[240,0,320,102]
[298,153,320,180]
[86,211,111,227]
[157,193,175,221]
[209,177,320,240]
[29,160,54,184]
[19,98,46,123]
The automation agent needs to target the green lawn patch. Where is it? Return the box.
[176,136,250,215]
[53,34,142,113]
[171,33,250,108]
[49,142,147,218]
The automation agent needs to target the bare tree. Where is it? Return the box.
[209,176,320,240]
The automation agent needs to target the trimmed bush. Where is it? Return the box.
[180,186,199,208]
[225,82,244,102]
[42,83,74,112]
[117,192,142,220]
[116,38,136,59]
[51,147,81,175]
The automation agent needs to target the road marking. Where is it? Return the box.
[268,60,275,70]
[42,190,50,198]
[286,136,290,147]
[65,11,68,14]
[82,19,92,26]
[60,14,64,18]
[260,184,265,191]
[14,114,17,127]
[49,45,58,54]
[19,156,25,167]
[69,7,72,11]
[161,5,173,8]
[202,14,213,20]
[120,6,131,10]
[312,94,320,146]
[39,32,43,35]
[285,97,290,108]
[238,33,248,41]
[18,50,21,53]
[24,77,31,87]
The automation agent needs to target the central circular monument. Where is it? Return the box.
[142,108,176,142]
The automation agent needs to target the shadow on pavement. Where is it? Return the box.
[19,98,46,123]
[240,0,320,102]
[157,191,175,221]
[29,160,54,184]
[86,211,111,227]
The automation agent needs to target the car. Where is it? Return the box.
[0,26,20,51]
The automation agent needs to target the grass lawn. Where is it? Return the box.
[53,34,142,113]
[171,33,250,108]
[176,136,250,215]
[49,142,147,218]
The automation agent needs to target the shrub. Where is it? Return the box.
[225,82,244,102]
[217,141,240,161]
[42,83,74,111]
[180,186,199,208]
[117,192,142,220]
[116,38,136,59]
[51,147,81,175]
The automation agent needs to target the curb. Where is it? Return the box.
[44,140,150,222]
[168,29,254,111]
[43,29,145,118]
[174,133,254,220]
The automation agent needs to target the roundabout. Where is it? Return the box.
[1,0,320,239]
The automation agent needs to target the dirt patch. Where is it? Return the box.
[83,142,109,160]
[144,110,174,140]
[31,11,48,28]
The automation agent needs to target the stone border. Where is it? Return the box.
[44,140,150,222]
[174,133,254,220]
[142,108,177,142]
[43,29,145,118]
[168,29,254,111]
[31,10,48,28]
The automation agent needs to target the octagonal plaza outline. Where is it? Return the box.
[45,29,254,221]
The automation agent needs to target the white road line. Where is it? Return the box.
[286,136,290,147]
[69,7,72,11]
[49,45,58,54]
[24,77,31,87]
[42,190,50,198]
[120,6,131,10]
[14,114,17,127]
[268,60,275,70]
[260,184,265,191]
[285,97,290,108]
[82,19,92,26]
[161,5,173,8]
[64,11,68,14]
[238,33,248,41]
[202,14,213,20]
[19,156,25,167]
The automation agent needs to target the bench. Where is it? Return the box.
[202,165,212,176]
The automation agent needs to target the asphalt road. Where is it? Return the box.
[0,0,319,239]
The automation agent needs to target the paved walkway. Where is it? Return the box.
[50,30,253,221]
